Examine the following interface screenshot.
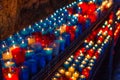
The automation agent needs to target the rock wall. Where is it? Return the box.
[0,0,21,40]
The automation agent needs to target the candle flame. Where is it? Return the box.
[6,52,10,55]
[44,47,53,51]
[22,40,24,44]
[13,45,17,49]
[2,44,5,48]
[23,28,26,31]
[59,24,66,34]
[74,14,79,17]
[59,36,63,40]
[81,75,85,78]
[7,61,10,65]
[8,73,12,78]
[26,50,33,53]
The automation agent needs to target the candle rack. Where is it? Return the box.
[0,1,116,80]
[31,4,114,80]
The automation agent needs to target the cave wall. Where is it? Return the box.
[0,0,74,40]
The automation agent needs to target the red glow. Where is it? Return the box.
[11,47,25,65]
[67,8,74,15]
[108,30,113,37]
[88,3,97,15]
[78,14,86,23]
[94,52,99,59]
[34,33,55,47]
[87,49,94,57]
[82,68,90,78]
[78,2,88,14]
[66,26,76,41]
[98,36,104,42]
[3,68,19,80]
[58,76,69,80]
[88,14,97,23]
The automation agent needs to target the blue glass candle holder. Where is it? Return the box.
[31,43,42,53]
[20,66,30,80]
[67,21,73,26]
[83,0,89,2]
[47,19,53,26]
[70,18,77,26]
[6,36,14,43]
[96,0,102,5]
[63,61,70,69]
[0,41,8,52]
[53,23,59,28]
[77,23,83,35]
[85,19,91,29]
[49,16,55,22]
[57,37,65,51]
[67,14,72,21]
[38,20,43,26]
[50,41,60,56]
[13,32,21,38]
[48,27,53,33]
[53,30,60,37]
[44,47,53,62]
[32,23,42,32]
[77,0,82,2]
[20,40,28,49]
[33,54,46,69]
[26,25,34,35]
[62,33,70,46]
[6,37,18,47]
[75,27,80,38]
[41,28,48,35]
[78,65,83,72]
[24,59,37,75]
[20,28,30,37]
[44,47,53,55]
[13,33,24,42]
[53,13,58,18]
[78,77,86,80]
[60,18,66,24]
[8,40,18,47]
[57,20,63,27]
[29,59,37,75]
[76,7,82,14]
[25,50,35,60]
[96,8,101,18]
[42,22,48,28]
[67,57,74,64]
[74,59,80,66]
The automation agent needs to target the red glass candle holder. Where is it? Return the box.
[11,47,25,65]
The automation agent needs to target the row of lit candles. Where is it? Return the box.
[0,0,107,61]
[52,13,113,80]
[0,0,111,53]
[0,1,92,80]
[113,8,120,46]
[0,1,112,80]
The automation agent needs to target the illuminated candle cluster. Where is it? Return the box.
[114,8,120,40]
[0,0,112,80]
[100,0,112,11]
[114,22,120,39]
[52,13,114,80]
